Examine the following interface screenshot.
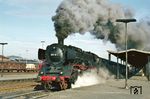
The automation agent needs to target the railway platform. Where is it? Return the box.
[41,76,150,99]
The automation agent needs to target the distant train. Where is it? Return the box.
[0,61,38,72]
[36,41,140,91]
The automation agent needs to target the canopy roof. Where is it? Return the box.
[107,49,150,68]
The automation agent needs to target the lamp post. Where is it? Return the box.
[0,43,8,77]
[41,41,45,49]
[0,43,8,62]
[116,19,136,89]
[26,50,28,65]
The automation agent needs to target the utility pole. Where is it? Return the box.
[26,50,28,65]
[0,43,8,77]
[116,19,136,89]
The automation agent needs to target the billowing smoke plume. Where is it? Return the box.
[52,0,150,50]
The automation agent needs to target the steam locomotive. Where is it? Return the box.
[36,39,140,90]
[37,42,101,90]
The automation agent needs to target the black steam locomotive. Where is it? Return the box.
[36,39,140,90]
[37,42,101,90]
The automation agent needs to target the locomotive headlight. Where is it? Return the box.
[60,71,63,75]
[40,71,44,75]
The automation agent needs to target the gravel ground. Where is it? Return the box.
[0,81,37,94]
[0,73,38,94]
[41,76,150,99]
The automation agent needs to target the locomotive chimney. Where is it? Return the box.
[58,37,64,45]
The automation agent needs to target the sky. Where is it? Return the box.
[0,0,150,60]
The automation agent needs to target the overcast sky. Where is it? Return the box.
[0,0,150,60]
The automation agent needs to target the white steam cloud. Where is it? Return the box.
[72,68,114,88]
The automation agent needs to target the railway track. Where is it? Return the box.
[0,90,49,99]
[0,77,36,83]
[0,78,38,94]
[0,77,68,99]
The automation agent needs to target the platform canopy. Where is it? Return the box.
[107,49,150,68]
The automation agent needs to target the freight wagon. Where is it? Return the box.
[0,61,38,72]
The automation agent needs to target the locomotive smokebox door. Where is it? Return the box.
[38,49,45,60]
